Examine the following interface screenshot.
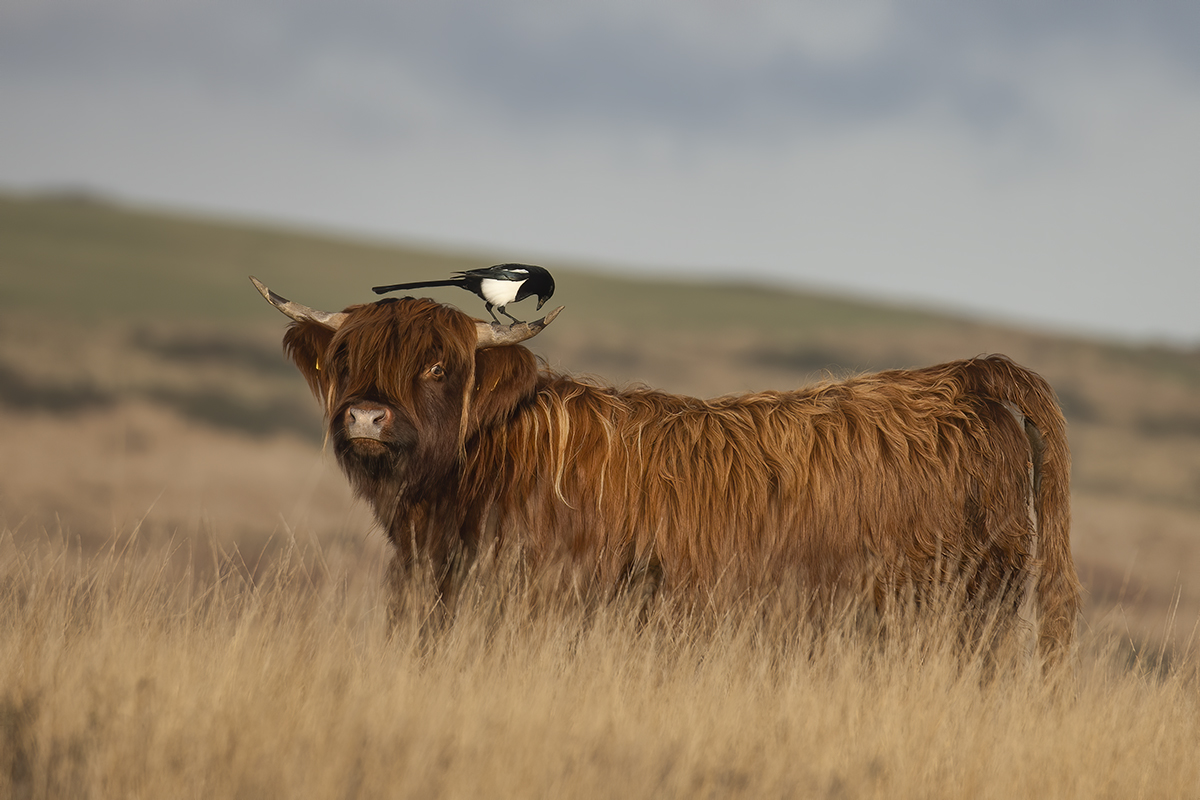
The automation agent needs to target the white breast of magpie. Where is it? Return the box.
[479,272,526,307]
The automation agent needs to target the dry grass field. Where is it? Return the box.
[3,532,1198,800]
[2,192,1199,797]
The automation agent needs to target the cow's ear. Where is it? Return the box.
[469,346,539,432]
[283,321,335,401]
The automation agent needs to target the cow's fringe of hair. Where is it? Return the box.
[457,361,473,464]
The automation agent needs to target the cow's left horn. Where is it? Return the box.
[250,276,348,331]
[475,306,564,349]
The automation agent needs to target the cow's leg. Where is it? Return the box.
[619,556,664,624]
[384,530,454,640]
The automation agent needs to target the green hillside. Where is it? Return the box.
[0,190,947,332]
[0,192,470,322]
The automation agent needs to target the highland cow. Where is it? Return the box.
[252,277,1080,660]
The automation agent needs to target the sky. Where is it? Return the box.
[3,0,1199,343]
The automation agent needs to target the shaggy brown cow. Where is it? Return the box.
[252,277,1081,660]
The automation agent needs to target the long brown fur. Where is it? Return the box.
[280,297,1081,661]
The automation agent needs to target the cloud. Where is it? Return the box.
[7,0,1198,141]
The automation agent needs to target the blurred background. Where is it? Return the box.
[2,0,1198,649]
[5,0,1200,342]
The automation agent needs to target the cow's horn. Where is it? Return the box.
[475,306,564,349]
[250,276,348,331]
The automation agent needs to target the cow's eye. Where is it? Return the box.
[427,363,445,381]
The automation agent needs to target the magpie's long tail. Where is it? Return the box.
[372,279,464,295]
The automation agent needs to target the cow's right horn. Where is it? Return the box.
[475,306,564,349]
[250,276,348,331]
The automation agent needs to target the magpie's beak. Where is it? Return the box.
[537,296,547,310]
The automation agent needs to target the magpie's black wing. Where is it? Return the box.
[454,264,536,282]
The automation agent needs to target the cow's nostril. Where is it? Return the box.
[346,404,391,431]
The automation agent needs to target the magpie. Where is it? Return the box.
[372,263,555,325]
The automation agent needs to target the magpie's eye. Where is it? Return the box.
[427,363,445,381]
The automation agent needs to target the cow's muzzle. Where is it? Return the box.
[344,403,393,441]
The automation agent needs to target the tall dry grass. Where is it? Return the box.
[2,528,1197,800]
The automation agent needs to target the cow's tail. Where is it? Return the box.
[964,355,1082,664]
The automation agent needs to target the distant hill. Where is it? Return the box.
[2,189,961,332]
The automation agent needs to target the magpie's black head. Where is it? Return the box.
[502,264,555,310]
[535,272,555,310]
